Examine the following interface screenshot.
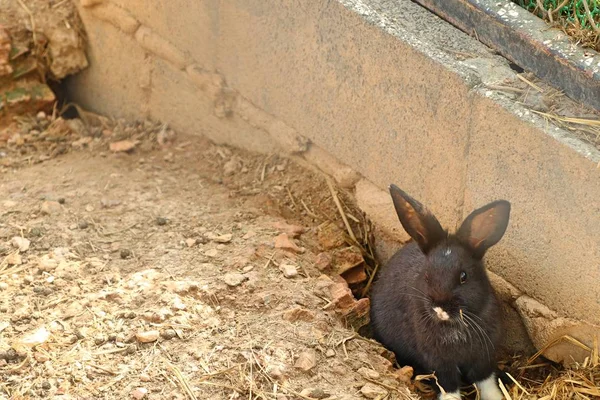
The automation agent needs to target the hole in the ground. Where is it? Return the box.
[508,61,525,74]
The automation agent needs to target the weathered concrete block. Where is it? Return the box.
[148,58,276,153]
[355,179,409,244]
[135,27,187,70]
[466,95,600,326]
[66,10,149,120]
[111,0,218,70]
[216,0,471,231]
[302,144,361,189]
[89,3,140,35]
[515,295,600,365]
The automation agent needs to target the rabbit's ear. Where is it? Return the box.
[457,200,511,259]
[389,184,445,253]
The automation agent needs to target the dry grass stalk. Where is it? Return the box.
[326,177,357,243]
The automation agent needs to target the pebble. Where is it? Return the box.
[109,140,137,153]
[212,233,232,243]
[6,253,22,266]
[204,249,218,258]
[282,307,315,323]
[325,349,335,358]
[299,388,328,399]
[294,350,316,371]
[223,272,247,287]
[36,111,46,120]
[120,249,132,259]
[11,237,30,252]
[360,383,387,399]
[279,264,298,279]
[357,367,380,380]
[156,217,168,226]
[274,233,305,253]
[40,201,62,215]
[0,282,7,290]
[185,238,196,247]
[136,330,160,343]
[242,265,254,273]
[78,221,89,229]
[131,387,148,399]
[160,329,177,340]
[315,252,332,271]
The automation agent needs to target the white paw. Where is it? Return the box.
[438,391,461,400]
[476,374,503,400]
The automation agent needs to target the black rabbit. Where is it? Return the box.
[370,185,511,400]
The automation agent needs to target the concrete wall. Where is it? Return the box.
[68,0,600,362]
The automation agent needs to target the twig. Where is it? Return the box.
[87,363,118,376]
[299,199,318,218]
[16,0,37,46]
[326,178,357,243]
[168,364,199,400]
[517,74,544,93]
[581,0,600,33]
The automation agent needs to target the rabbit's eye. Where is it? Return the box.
[459,271,467,284]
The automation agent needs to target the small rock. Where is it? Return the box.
[6,252,22,265]
[78,221,89,229]
[120,249,132,259]
[185,238,197,247]
[242,265,254,273]
[34,351,50,362]
[325,348,335,358]
[136,330,160,343]
[300,388,328,399]
[223,273,247,287]
[357,367,380,380]
[172,296,186,310]
[272,221,306,238]
[11,237,30,252]
[19,326,50,348]
[283,307,315,323]
[274,233,305,253]
[40,201,61,215]
[85,204,95,212]
[317,222,345,250]
[110,140,137,153]
[242,231,257,240]
[223,158,241,176]
[204,249,218,258]
[0,282,7,290]
[156,217,168,226]
[160,329,177,340]
[101,199,121,208]
[294,350,316,371]
[36,111,47,120]
[360,383,387,399]
[212,233,232,243]
[140,373,152,382]
[58,198,66,205]
[315,252,332,271]
[3,200,17,208]
[131,387,148,399]
[279,264,298,279]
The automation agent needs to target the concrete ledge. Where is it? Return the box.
[413,0,600,111]
[67,0,600,362]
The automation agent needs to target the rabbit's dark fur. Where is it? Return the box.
[370,185,510,400]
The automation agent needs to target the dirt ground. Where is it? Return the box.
[0,121,419,400]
